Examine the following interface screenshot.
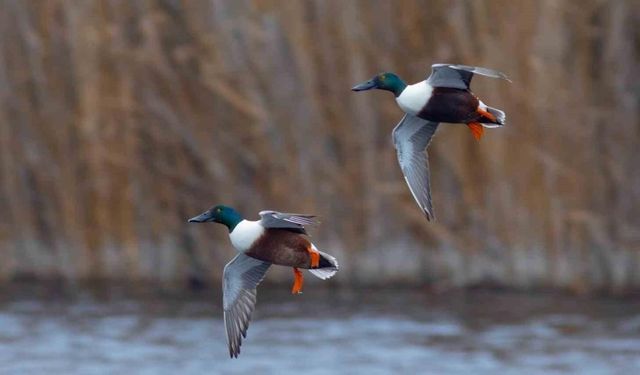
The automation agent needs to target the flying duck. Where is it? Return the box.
[352,63,510,220]
[188,205,339,358]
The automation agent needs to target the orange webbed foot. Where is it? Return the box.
[291,268,304,294]
[467,122,484,141]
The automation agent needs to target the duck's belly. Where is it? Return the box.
[246,229,313,268]
[417,87,479,123]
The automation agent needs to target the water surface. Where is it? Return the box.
[0,285,639,374]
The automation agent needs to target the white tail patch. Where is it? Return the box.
[478,100,506,126]
[481,123,503,128]
[308,248,339,280]
[309,268,337,280]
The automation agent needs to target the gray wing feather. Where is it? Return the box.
[392,114,440,221]
[258,210,317,233]
[427,63,510,89]
[223,254,271,358]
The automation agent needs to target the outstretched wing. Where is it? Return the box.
[426,63,510,90]
[258,210,318,234]
[223,253,271,358]
[392,114,440,221]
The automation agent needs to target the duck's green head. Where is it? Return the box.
[352,72,407,97]
[188,205,243,231]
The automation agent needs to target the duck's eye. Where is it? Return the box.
[380,74,386,81]
[217,208,222,213]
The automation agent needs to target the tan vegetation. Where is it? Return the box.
[0,0,638,292]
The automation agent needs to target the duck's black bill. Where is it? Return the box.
[188,212,211,223]
[351,79,377,91]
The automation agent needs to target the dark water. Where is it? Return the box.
[0,285,639,375]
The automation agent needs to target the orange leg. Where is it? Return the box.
[307,247,320,268]
[291,268,304,294]
[467,122,484,141]
[477,108,496,123]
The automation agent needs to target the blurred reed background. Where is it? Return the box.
[0,0,638,293]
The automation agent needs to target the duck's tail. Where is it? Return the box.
[309,249,339,280]
[484,106,506,126]
[468,103,506,140]
[477,102,506,127]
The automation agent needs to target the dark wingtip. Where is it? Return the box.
[230,347,239,358]
[424,209,435,222]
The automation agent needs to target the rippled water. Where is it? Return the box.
[0,285,639,374]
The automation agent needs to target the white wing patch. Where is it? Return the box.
[396,81,432,115]
[229,220,265,252]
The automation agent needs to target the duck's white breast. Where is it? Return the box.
[396,80,432,115]
[229,220,265,252]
